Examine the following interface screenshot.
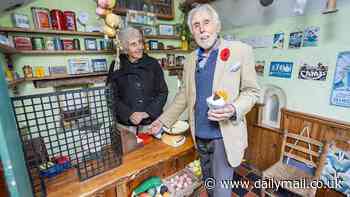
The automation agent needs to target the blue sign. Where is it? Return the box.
[330,51,350,108]
[269,61,293,78]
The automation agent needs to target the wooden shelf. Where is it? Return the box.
[8,78,25,88]
[25,72,108,82]
[145,35,181,40]
[15,50,115,55]
[0,43,17,54]
[167,66,183,70]
[114,8,174,20]
[145,35,180,40]
[0,27,104,37]
[146,49,191,54]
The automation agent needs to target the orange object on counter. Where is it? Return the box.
[137,133,152,145]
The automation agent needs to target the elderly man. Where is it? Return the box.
[109,27,168,142]
[150,4,260,197]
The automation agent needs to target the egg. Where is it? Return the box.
[103,25,116,38]
[105,13,121,28]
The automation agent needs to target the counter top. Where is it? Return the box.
[47,136,196,197]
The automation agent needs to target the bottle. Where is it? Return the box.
[181,35,188,51]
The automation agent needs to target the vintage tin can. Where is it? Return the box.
[61,39,74,50]
[99,40,107,50]
[73,38,80,50]
[50,9,66,30]
[23,65,33,78]
[31,37,45,50]
[64,11,77,31]
[53,37,63,50]
[45,38,55,50]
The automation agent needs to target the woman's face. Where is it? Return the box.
[126,36,144,62]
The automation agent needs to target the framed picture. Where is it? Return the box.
[12,13,30,28]
[148,40,158,50]
[31,7,52,29]
[67,58,92,74]
[158,24,175,36]
[91,59,108,72]
[84,38,97,50]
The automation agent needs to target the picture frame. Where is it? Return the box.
[12,13,30,28]
[91,59,108,72]
[84,38,97,51]
[158,24,175,36]
[67,58,92,75]
[31,7,52,29]
[148,40,159,50]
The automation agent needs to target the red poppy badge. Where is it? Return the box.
[220,48,230,61]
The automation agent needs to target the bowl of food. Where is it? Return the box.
[206,90,229,109]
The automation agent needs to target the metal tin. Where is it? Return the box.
[73,38,80,50]
[23,65,33,78]
[45,38,55,50]
[50,9,66,30]
[64,11,77,31]
[53,37,62,50]
[62,39,74,50]
[31,37,45,50]
[99,40,106,50]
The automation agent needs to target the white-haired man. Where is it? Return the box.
[149,4,260,197]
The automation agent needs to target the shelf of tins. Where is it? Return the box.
[0,27,182,40]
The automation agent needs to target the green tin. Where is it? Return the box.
[31,37,45,50]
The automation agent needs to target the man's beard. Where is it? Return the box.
[194,32,218,49]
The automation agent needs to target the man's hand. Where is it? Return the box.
[208,104,236,121]
[129,112,149,125]
[148,119,164,135]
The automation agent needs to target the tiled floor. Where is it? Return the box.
[193,161,299,197]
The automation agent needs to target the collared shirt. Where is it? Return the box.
[195,39,223,139]
[196,39,220,71]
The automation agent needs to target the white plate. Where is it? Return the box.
[163,120,189,134]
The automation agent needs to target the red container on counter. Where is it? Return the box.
[50,9,66,30]
[64,11,77,31]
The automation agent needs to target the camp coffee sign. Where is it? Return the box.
[298,62,328,81]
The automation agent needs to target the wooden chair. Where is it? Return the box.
[261,126,330,197]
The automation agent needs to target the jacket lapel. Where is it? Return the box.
[213,38,229,91]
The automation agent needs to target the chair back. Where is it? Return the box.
[280,126,325,175]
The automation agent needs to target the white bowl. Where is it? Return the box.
[163,120,189,134]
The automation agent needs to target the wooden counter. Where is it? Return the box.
[47,136,196,197]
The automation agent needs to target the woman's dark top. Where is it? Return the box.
[110,53,168,126]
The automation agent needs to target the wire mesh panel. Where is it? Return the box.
[11,87,122,197]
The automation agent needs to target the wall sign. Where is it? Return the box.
[269,61,293,78]
[302,26,320,47]
[288,31,303,48]
[330,51,350,108]
[298,62,328,81]
[255,60,266,76]
[273,32,284,49]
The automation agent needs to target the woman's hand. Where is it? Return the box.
[129,112,149,125]
[149,119,163,134]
